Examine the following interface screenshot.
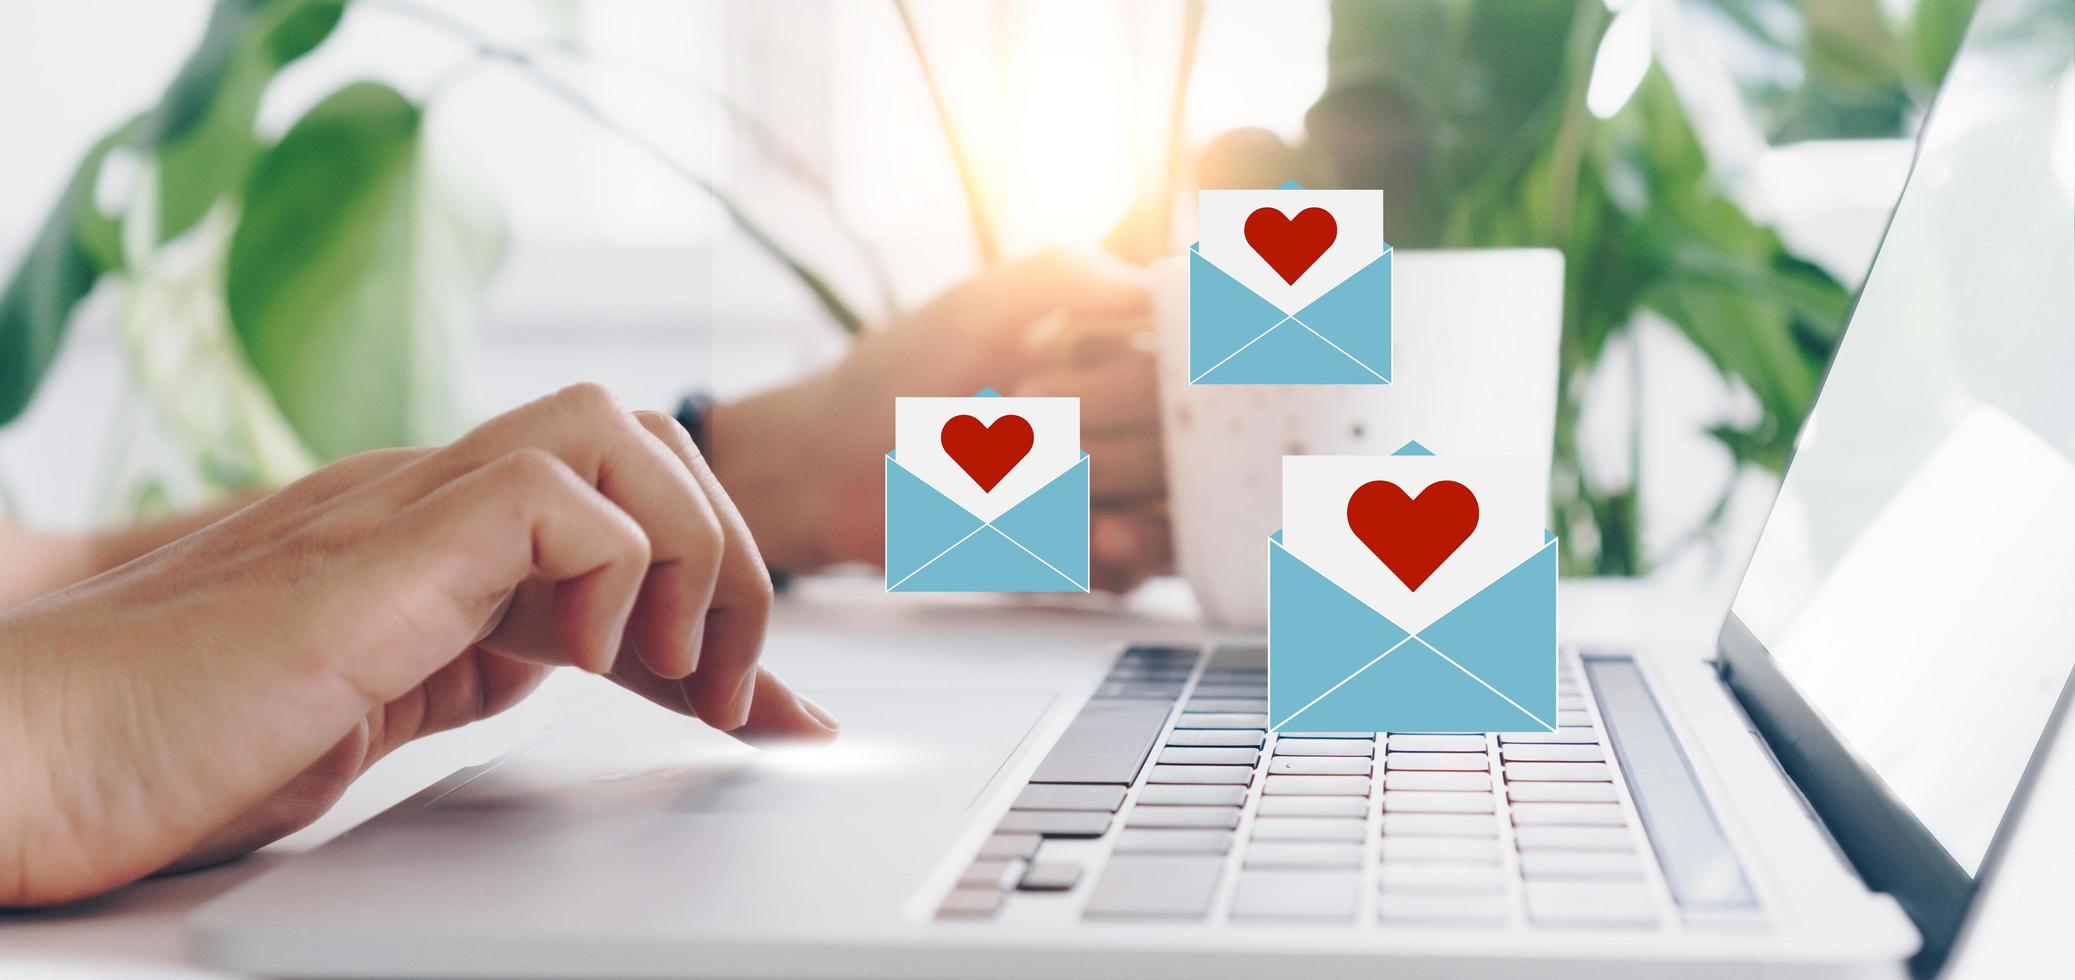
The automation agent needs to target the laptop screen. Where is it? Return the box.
[1729,0,2075,878]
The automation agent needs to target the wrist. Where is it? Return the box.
[706,381,842,573]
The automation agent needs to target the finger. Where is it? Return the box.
[369,385,726,683]
[733,667,840,742]
[349,449,650,704]
[1015,348,1160,433]
[632,410,774,730]
[1090,507,1174,594]
[610,665,837,744]
[1083,431,1166,503]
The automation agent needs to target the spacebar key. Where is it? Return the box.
[1030,699,1174,785]
[1084,855,1226,919]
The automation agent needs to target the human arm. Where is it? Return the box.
[0,383,834,907]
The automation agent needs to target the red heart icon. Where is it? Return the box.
[1346,480,1479,591]
[941,414,1034,492]
[1244,206,1337,285]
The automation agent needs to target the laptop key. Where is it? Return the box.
[1191,684,1266,699]
[1094,682,1186,699]
[1273,738,1375,758]
[997,809,1112,838]
[1176,713,1269,730]
[1380,837,1502,864]
[1383,771,1493,791]
[1386,734,1486,753]
[1378,892,1508,926]
[1525,881,1658,927]
[1113,829,1233,854]
[1148,764,1254,785]
[1381,813,1499,838]
[1377,863,1507,895]
[1387,752,1491,771]
[1257,795,1368,818]
[1137,783,1246,806]
[1028,699,1173,785]
[959,859,1028,890]
[1510,802,1628,826]
[976,833,1042,861]
[1084,855,1227,919]
[1127,806,1241,830]
[1383,790,1496,814]
[1117,648,1195,662]
[1263,774,1369,796]
[1017,862,1084,892]
[1252,817,1366,842]
[1232,870,1361,921]
[1207,644,1267,669]
[1518,851,1646,880]
[1186,698,1269,713]
[1512,826,1636,851]
[1499,729,1601,745]
[1502,744,1606,763]
[1157,746,1261,766]
[1164,729,1264,748]
[1508,781,1618,803]
[1245,842,1365,868]
[1014,784,1127,812]
[937,888,1004,919]
[1269,756,1372,775]
[1503,762,1614,782]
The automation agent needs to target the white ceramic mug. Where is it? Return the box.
[1154,248,1565,627]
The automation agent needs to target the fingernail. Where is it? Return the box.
[795,691,840,734]
[683,619,706,677]
[595,622,627,675]
[728,669,758,729]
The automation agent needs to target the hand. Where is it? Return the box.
[711,249,1173,592]
[0,384,836,907]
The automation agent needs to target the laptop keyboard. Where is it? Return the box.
[936,643,1683,928]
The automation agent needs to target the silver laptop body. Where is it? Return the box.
[190,1,2075,976]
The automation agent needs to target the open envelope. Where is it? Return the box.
[1267,531,1557,733]
[1188,184,1392,385]
[883,389,1089,592]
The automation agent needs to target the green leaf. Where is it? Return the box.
[148,0,348,241]
[1902,0,1980,95]
[0,0,345,430]
[0,129,128,427]
[226,82,504,461]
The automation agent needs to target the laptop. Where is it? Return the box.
[190,0,2075,976]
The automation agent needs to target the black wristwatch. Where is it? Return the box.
[674,393,715,455]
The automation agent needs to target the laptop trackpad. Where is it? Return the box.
[425,689,1054,817]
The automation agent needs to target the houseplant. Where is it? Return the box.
[0,0,870,514]
[1171,0,1973,575]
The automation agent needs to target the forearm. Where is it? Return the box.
[82,494,262,578]
[0,495,261,609]
[706,382,843,573]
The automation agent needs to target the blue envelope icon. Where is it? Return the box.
[884,452,1090,593]
[1189,244,1392,385]
[1267,530,1557,734]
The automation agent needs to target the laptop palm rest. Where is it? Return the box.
[424,689,1053,816]
[189,689,1057,955]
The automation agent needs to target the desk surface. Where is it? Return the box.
[0,575,1776,977]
